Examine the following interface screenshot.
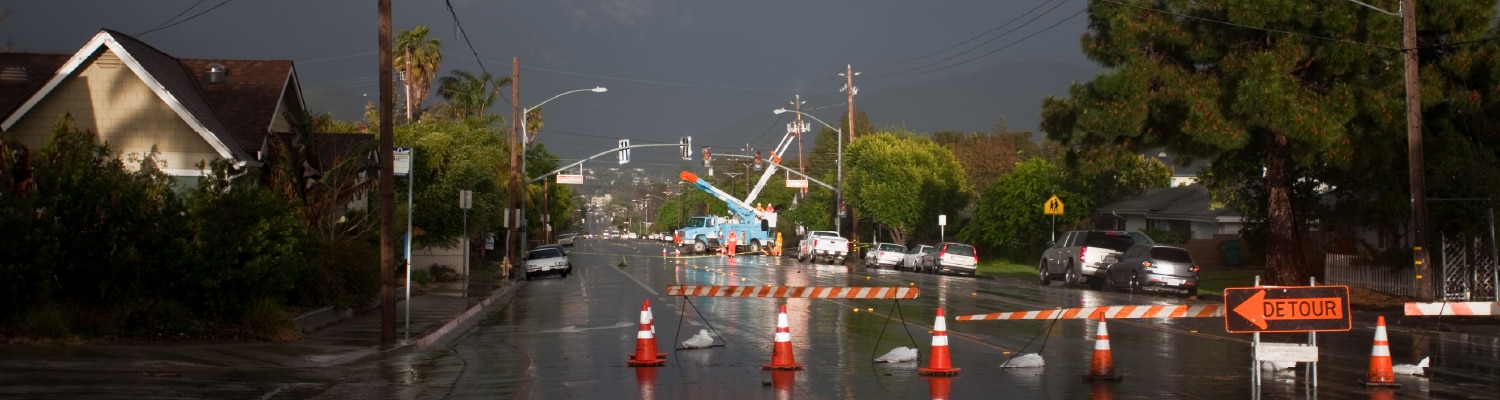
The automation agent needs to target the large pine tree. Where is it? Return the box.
[1042,0,1500,286]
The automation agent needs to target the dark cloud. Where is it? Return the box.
[2,0,1093,169]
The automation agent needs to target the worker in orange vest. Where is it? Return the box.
[726,231,738,257]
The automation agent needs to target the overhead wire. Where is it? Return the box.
[1094,0,1395,50]
[884,6,1087,77]
[444,0,512,109]
[137,0,236,37]
[859,0,1068,70]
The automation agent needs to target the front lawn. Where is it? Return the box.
[1195,267,1266,295]
[975,260,1038,279]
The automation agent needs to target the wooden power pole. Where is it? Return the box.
[1403,0,1431,301]
[377,0,397,343]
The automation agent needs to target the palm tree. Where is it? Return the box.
[437,69,511,120]
[394,25,443,121]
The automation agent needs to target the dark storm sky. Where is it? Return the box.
[2,0,1094,167]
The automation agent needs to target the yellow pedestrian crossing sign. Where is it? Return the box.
[1044,195,1065,216]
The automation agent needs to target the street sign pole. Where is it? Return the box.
[393,148,413,341]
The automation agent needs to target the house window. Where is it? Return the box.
[1147,218,1190,233]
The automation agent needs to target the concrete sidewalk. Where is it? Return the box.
[0,275,522,372]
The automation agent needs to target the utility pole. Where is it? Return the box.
[509,58,521,276]
[792,95,806,199]
[1403,0,1431,301]
[376,0,397,344]
[841,64,860,245]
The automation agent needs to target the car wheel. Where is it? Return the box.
[524,272,533,281]
[1064,262,1081,287]
[1037,262,1051,286]
[749,240,762,254]
[692,240,707,254]
[1129,272,1144,294]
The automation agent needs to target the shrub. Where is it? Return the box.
[12,303,71,340]
[429,264,459,282]
[240,298,303,342]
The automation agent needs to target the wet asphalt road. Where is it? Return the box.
[4,237,1498,399]
[405,238,1500,399]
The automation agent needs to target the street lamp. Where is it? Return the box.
[773,108,842,236]
[516,86,606,257]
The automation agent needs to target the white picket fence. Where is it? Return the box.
[1322,254,1416,297]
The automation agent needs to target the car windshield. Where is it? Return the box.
[909,246,927,255]
[942,243,975,257]
[687,218,712,228]
[880,243,906,252]
[529,248,564,259]
[1150,247,1193,263]
[1084,232,1138,252]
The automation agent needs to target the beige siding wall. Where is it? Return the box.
[5,49,222,173]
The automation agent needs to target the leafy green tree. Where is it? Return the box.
[395,25,443,120]
[525,142,575,242]
[961,158,1085,262]
[845,131,970,245]
[1041,0,1477,285]
[396,116,509,248]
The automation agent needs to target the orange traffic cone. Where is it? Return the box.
[1361,316,1401,387]
[1084,315,1122,381]
[627,300,666,367]
[919,308,960,376]
[763,304,805,370]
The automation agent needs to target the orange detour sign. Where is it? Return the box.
[1224,286,1351,333]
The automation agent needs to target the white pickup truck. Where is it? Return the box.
[796,230,848,264]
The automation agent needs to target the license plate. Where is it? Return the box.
[1167,278,1183,286]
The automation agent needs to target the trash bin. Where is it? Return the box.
[1220,240,1243,268]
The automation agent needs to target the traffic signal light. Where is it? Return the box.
[702,147,711,167]
[754,151,763,170]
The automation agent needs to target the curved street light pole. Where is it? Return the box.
[518,86,606,257]
[774,108,842,236]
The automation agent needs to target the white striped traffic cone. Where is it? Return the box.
[1084,315,1121,381]
[919,308,960,376]
[1361,316,1401,387]
[763,304,804,370]
[627,300,666,366]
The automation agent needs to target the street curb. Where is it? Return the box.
[413,278,524,350]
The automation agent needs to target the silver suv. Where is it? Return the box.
[1039,230,1153,288]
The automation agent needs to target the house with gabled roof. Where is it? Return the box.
[1,29,370,185]
[1093,184,1247,268]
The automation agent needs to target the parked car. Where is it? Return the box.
[797,230,849,264]
[523,246,571,280]
[923,242,979,276]
[535,243,567,256]
[557,233,576,247]
[900,245,936,272]
[1101,244,1200,297]
[1039,230,1154,288]
[863,242,908,269]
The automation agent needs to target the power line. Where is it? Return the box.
[137,0,236,36]
[1095,0,1395,51]
[447,54,842,93]
[857,0,1067,69]
[444,0,511,109]
[886,7,1086,77]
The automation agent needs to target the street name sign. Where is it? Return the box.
[1224,286,1351,333]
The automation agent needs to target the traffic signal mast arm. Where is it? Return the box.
[743,125,798,206]
[680,171,760,222]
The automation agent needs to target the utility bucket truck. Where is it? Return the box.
[675,171,777,255]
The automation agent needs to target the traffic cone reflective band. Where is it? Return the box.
[1361,316,1402,387]
[763,304,804,370]
[1084,315,1122,381]
[627,300,666,366]
[919,307,960,376]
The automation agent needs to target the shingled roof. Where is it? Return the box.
[1,29,304,166]
[0,53,70,119]
[1096,185,1242,223]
